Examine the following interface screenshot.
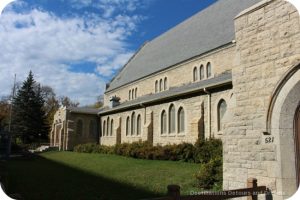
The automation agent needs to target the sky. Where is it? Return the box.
[0,0,217,105]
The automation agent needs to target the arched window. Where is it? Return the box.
[200,65,204,80]
[107,117,110,136]
[135,88,137,99]
[161,110,167,134]
[89,120,96,136]
[103,120,106,137]
[126,117,130,136]
[131,112,136,135]
[129,90,131,100]
[76,119,83,136]
[206,62,212,78]
[169,104,176,133]
[155,81,158,93]
[110,119,114,136]
[164,77,168,90]
[218,99,227,131]
[159,79,163,92]
[178,107,185,133]
[193,67,198,82]
[131,89,134,100]
[137,115,141,136]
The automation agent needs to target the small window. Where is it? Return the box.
[126,117,130,136]
[110,119,114,136]
[135,88,137,99]
[129,90,131,100]
[207,62,212,78]
[159,79,163,92]
[164,77,168,90]
[107,117,110,136]
[178,107,185,133]
[137,115,141,136]
[155,81,158,93]
[161,110,167,134]
[218,99,227,131]
[131,89,134,100]
[131,112,136,135]
[76,119,83,135]
[200,65,204,80]
[169,104,176,133]
[103,120,106,137]
[193,67,198,82]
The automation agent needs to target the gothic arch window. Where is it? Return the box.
[169,104,176,133]
[206,62,212,78]
[110,119,114,136]
[200,65,204,80]
[107,117,110,136]
[155,80,158,93]
[178,107,185,133]
[164,77,168,90]
[89,120,96,136]
[131,112,136,135]
[135,88,137,99]
[137,115,141,136]
[161,110,167,134]
[159,79,163,92]
[103,120,106,137]
[193,67,198,82]
[129,90,131,100]
[76,119,83,136]
[131,89,134,100]
[218,99,227,131]
[126,117,130,136]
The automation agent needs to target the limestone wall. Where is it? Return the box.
[100,88,231,146]
[223,0,300,199]
[67,113,99,150]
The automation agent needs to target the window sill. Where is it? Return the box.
[177,133,186,137]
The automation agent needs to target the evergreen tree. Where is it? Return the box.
[12,71,49,143]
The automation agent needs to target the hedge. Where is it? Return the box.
[74,138,222,164]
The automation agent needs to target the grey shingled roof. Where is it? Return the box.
[67,107,101,115]
[100,72,232,115]
[106,0,261,92]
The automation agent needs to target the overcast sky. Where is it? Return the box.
[0,0,216,105]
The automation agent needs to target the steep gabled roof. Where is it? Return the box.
[106,0,261,92]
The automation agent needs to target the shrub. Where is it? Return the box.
[195,156,222,190]
[74,143,98,153]
[194,138,222,164]
[73,138,222,165]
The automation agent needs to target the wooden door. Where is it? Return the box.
[296,107,300,186]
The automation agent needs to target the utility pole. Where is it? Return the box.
[8,74,16,133]
[5,74,16,159]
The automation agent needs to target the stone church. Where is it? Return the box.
[50,0,300,199]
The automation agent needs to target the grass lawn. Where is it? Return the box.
[1,151,200,200]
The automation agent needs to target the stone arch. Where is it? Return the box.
[213,94,231,135]
[268,64,300,198]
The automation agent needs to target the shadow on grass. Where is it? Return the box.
[1,155,162,200]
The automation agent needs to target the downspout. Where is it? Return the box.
[139,103,146,124]
[203,88,211,138]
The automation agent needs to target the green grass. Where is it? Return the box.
[2,151,200,200]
